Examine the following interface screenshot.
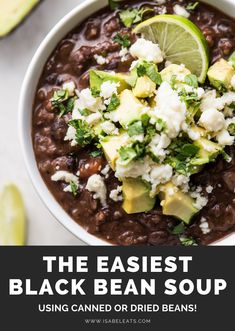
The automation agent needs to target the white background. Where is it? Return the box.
[0,0,86,245]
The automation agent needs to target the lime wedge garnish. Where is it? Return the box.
[133,14,209,83]
[0,184,26,245]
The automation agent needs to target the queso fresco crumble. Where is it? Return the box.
[33,0,235,246]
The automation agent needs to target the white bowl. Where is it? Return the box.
[19,0,235,246]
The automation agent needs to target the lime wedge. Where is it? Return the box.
[133,15,209,83]
[0,185,26,246]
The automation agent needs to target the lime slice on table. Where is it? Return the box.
[0,185,26,245]
[133,15,209,83]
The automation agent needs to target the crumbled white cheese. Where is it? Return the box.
[64,126,77,146]
[101,164,110,176]
[94,54,109,65]
[86,174,107,207]
[158,6,167,15]
[119,47,129,62]
[100,81,119,99]
[130,38,164,64]
[76,88,105,112]
[85,112,102,125]
[165,60,172,68]
[148,133,171,162]
[172,173,190,192]
[206,185,214,194]
[144,164,173,195]
[115,157,152,179]
[154,82,187,138]
[199,108,225,132]
[101,121,119,135]
[51,171,79,185]
[62,81,76,96]
[190,191,208,210]
[216,129,234,146]
[201,90,235,113]
[173,4,190,18]
[199,217,211,235]
[109,186,123,202]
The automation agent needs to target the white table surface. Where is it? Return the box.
[0,0,87,245]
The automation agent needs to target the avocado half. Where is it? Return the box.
[0,0,39,37]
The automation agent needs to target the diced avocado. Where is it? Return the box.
[207,59,235,90]
[89,70,130,93]
[133,76,156,98]
[0,0,39,37]
[122,178,156,214]
[191,138,222,166]
[159,183,198,224]
[100,132,128,170]
[115,89,144,128]
[161,64,191,85]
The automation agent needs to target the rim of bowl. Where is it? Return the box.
[19,0,235,246]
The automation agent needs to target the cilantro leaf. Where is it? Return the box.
[228,123,235,136]
[70,181,78,197]
[90,150,103,158]
[113,33,131,48]
[180,236,198,246]
[51,89,75,117]
[186,2,199,11]
[119,7,154,28]
[109,0,120,10]
[69,119,94,146]
[137,61,162,85]
[91,87,100,97]
[128,121,144,136]
[171,223,186,235]
[119,146,137,163]
[107,94,120,111]
[185,74,198,88]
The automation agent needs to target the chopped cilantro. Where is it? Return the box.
[137,61,162,85]
[113,33,131,48]
[185,74,198,88]
[90,150,103,158]
[155,118,166,132]
[170,75,177,89]
[171,223,186,235]
[51,89,75,117]
[186,2,199,11]
[229,51,235,68]
[119,7,154,28]
[91,87,100,97]
[119,146,137,163]
[79,108,91,116]
[109,0,120,10]
[180,236,198,246]
[128,121,144,136]
[119,142,145,164]
[70,181,78,197]
[69,119,94,146]
[107,94,120,111]
[228,123,235,136]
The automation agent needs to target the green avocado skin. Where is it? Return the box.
[0,0,40,38]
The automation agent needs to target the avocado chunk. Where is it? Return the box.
[191,138,222,166]
[133,76,156,98]
[89,70,130,93]
[100,132,128,170]
[160,64,191,85]
[115,90,145,128]
[159,183,198,224]
[0,0,39,37]
[207,59,235,90]
[122,178,156,214]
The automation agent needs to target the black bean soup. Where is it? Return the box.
[33,0,235,246]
